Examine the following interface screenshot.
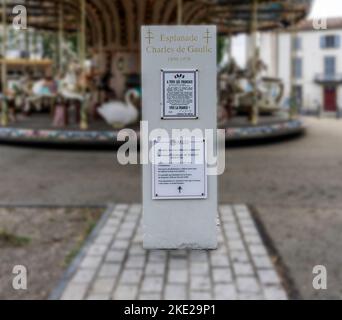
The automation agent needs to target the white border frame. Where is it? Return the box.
[152,139,207,200]
[160,69,199,120]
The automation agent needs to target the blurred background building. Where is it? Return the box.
[259,17,342,117]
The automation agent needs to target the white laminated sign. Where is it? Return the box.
[161,69,199,119]
[152,139,207,200]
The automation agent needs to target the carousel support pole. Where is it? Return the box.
[177,0,183,25]
[250,0,259,125]
[289,15,298,120]
[25,27,29,58]
[80,0,88,130]
[1,0,8,126]
[58,1,64,75]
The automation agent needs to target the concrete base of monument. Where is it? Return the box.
[142,210,219,250]
[0,114,305,147]
[50,203,289,301]
[143,233,218,250]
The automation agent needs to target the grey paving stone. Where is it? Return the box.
[221,215,235,223]
[98,263,121,277]
[80,255,102,269]
[238,293,264,300]
[234,204,249,213]
[149,250,167,262]
[71,269,97,284]
[225,232,242,241]
[87,294,110,300]
[252,255,274,269]
[236,277,261,294]
[121,222,137,231]
[220,205,233,215]
[239,219,255,227]
[138,293,161,300]
[129,244,146,256]
[240,226,259,236]
[244,234,263,245]
[57,204,288,301]
[128,204,142,214]
[217,233,225,243]
[228,239,245,251]
[214,284,237,300]
[169,250,188,258]
[61,283,88,300]
[132,233,143,244]
[258,269,281,285]
[169,258,187,269]
[119,269,143,285]
[189,291,212,300]
[88,244,108,256]
[113,285,138,300]
[91,277,116,294]
[126,256,146,269]
[189,251,208,262]
[101,226,118,235]
[233,263,255,276]
[212,268,233,283]
[145,262,165,276]
[164,284,187,300]
[190,276,211,291]
[106,218,120,227]
[116,229,134,240]
[106,250,126,263]
[223,224,239,233]
[230,250,250,263]
[95,234,113,246]
[210,254,230,267]
[263,285,288,300]
[141,276,164,293]
[112,210,125,219]
[190,262,210,275]
[248,244,268,256]
[111,239,130,250]
[115,204,129,211]
[167,269,188,284]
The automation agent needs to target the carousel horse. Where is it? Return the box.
[59,62,85,102]
[97,89,139,129]
[219,51,284,117]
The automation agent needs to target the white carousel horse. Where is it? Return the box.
[59,63,85,102]
[97,89,139,129]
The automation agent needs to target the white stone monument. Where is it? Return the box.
[141,25,217,249]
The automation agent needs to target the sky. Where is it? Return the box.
[229,0,342,67]
[309,0,342,19]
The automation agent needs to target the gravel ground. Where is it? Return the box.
[0,208,101,300]
[0,117,341,299]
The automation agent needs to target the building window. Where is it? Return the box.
[293,36,302,51]
[324,56,336,77]
[293,57,302,79]
[320,35,341,49]
[292,85,303,110]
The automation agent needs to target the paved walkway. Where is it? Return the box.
[52,204,287,300]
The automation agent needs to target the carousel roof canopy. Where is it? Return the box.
[0,0,313,49]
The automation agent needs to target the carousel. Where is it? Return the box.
[0,0,312,145]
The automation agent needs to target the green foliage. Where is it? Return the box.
[64,209,101,266]
[217,35,227,65]
[0,230,31,247]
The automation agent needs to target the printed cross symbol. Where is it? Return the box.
[145,29,154,44]
[203,28,211,44]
